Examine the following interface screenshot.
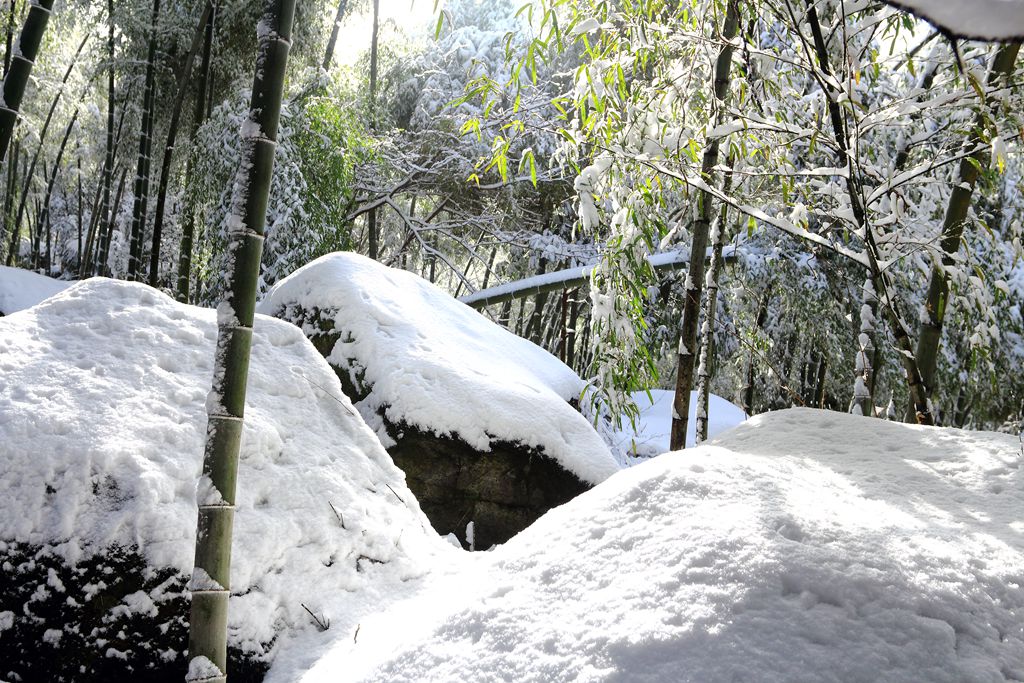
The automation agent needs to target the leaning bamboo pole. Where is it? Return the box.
[187,0,295,680]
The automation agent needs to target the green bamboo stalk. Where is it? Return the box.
[187,0,295,679]
[800,0,933,424]
[740,284,771,415]
[95,0,115,276]
[670,0,740,450]
[321,0,348,71]
[78,159,104,277]
[1,137,16,264]
[28,160,40,265]
[849,280,876,417]
[37,108,77,272]
[0,0,53,166]
[127,0,160,281]
[176,0,216,302]
[913,43,1020,408]
[3,0,16,77]
[695,151,735,443]
[97,82,133,275]
[366,0,379,259]
[148,0,213,287]
[8,31,89,267]
[75,141,81,264]
[101,165,128,271]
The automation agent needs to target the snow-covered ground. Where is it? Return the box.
[610,389,746,455]
[274,408,1024,682]
[3,268,1022,682]
[258,252,620,483]
[0,264,71,315]
[0,279,450,669]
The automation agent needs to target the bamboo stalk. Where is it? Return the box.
[670,0,740,450]
[177,0,216,302]
[1,137,17,264]
[0,0,55,166]
[10,31,89,267]
[3,0,15,77]
[913,43,1019,412]
[321,0,348,71]
[695,155,734,443]
[37,109,78,273]
[148,1,212,287]
[187,0,295,679]
[95,0,116,276]
[127,0,161,281]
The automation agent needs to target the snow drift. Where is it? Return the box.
[0,264,71,315]
[289,408,1024,682]
[0,278,447,677]
[257,252,620,485]
[610,389,746,456]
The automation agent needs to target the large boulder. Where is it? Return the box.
[0,279,443,680]
[258,252,620,548]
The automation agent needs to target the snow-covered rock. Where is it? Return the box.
[286,408,1024,682]
[0,265,71,315]
[0,279,447,680]
[882,0,1024,41]
[258,252,618,485]
[611,389,747,457]
[258,253,620,547]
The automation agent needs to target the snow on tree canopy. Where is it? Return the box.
[287,409,1024,682]
[257,252,620,485]
[882,0,1024,40]
[0,278,446,661]
[0,265,71,315]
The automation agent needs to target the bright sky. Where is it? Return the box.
[332,0,439,66]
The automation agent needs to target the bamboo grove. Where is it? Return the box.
[2,0,1024,452]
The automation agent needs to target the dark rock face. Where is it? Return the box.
[269,304,593,549]
[387,424,591,549]
[0,541,269,682]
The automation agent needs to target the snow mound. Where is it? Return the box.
[611,389,746,456]
[257,252,619,485]
[0,278,445,659]
[882,0,1024,41]
[0,265,72,314]
[298,408,1024,682]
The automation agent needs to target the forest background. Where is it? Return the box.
[2,0,1023,437]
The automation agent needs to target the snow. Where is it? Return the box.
[0,278,449,660]
[882,0,1024,40]
[285,408,1024,682]
[258,252,619,485]
[610,389,747,456]
[459,247,736,309]
[186,655,224,682]
[5,271,1024,681]
[0,265,71,315]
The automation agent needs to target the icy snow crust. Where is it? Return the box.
[0,279,447,657]
[258,252,620,485]
[289,408,1024,682]
[0,264,71,314]
[610,389,746,455]
[883,0,1024,41]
